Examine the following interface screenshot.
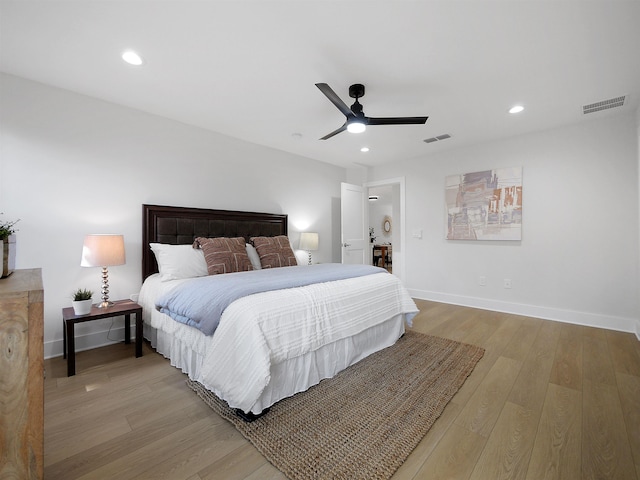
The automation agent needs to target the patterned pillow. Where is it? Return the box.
[250,235,298,269]
[193,237,253,275]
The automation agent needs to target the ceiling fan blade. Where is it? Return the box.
[319,123,347,140]
[367,116,428,126]
[316,83,355,119]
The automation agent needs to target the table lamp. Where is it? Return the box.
[299,232,318,265]
[81,234,126,308]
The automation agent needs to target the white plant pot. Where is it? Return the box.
[72,299,93,316]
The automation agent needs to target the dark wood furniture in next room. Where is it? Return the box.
[62,299,143,376]
[373,244,392,269]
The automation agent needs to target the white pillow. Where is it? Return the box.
[150,243,208,281]
[245,243,262,270]
[294,249,308,266]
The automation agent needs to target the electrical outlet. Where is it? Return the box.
[503,279,512,289]
[479,276,487,286]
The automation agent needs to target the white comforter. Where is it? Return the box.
[140,271,418,413]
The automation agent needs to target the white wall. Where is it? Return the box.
[0,74,346,357]
[371,112,640,333]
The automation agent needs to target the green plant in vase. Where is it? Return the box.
[71,288,94,315]
[1,213,19,278]
[72,288,94,301]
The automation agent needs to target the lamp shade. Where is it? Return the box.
[81,234,126,267]
[299,232,319,251]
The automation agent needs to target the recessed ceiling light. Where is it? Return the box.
[122,50,144,66]
[509,105,524,114]
[360,147,369,152]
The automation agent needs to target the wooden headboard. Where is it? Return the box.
[142,204,288,281]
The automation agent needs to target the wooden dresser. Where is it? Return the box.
[0,268,44,479]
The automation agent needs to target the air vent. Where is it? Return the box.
[583,95,626,115]
[423,133,452,144]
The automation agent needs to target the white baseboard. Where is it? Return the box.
[408,288,638,335]
[45,324,136,360]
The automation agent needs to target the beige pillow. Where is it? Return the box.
[250,235,298,269]
[193,237,253,275]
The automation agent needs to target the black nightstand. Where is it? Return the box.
[62,299,143,376]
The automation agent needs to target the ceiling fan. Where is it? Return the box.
[315,83,428,140]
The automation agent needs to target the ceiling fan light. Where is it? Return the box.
[347,121,366,134]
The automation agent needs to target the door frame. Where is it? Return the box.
[365,177,406,283]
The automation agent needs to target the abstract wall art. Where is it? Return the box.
[445,167,522,241]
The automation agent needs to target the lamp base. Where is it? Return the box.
[98,266,113,308]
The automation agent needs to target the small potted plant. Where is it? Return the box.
[71,288,94,315]
[0,214,19,278]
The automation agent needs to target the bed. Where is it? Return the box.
[138,204,418,417]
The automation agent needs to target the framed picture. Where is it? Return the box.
[445,167,522,241]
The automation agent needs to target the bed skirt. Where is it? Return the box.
[144,314,405,414]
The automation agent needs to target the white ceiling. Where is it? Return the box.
[2,1,639,169]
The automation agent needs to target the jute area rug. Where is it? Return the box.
[187,330,484,480]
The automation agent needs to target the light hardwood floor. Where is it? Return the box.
[44,300,640,479]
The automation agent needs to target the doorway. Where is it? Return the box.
[365,178,405,281]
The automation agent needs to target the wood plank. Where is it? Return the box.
[74,417,242,480]
[549,324,583,391]
[44,415,132,466]
[243,463,287,480]
[45,405,206,479]
[508,320,561,413]
[454,356,522,438]
[197,445,269,480]
[525,383,582,480]
[45,382,153,430]
[481,314,527,358]
[606,331,640,377]
[500,317,542,362]
[412,423,486,480]
[582,378,637,479]
[616,372,640,469]
[133,422,246,480]
[583,335,617,386]
[469,401,538,480]
[391,401,463,479]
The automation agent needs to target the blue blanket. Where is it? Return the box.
[156,263,386,336]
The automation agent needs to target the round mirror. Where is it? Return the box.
[383,216,392,233]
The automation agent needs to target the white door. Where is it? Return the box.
[340,182,368,264]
